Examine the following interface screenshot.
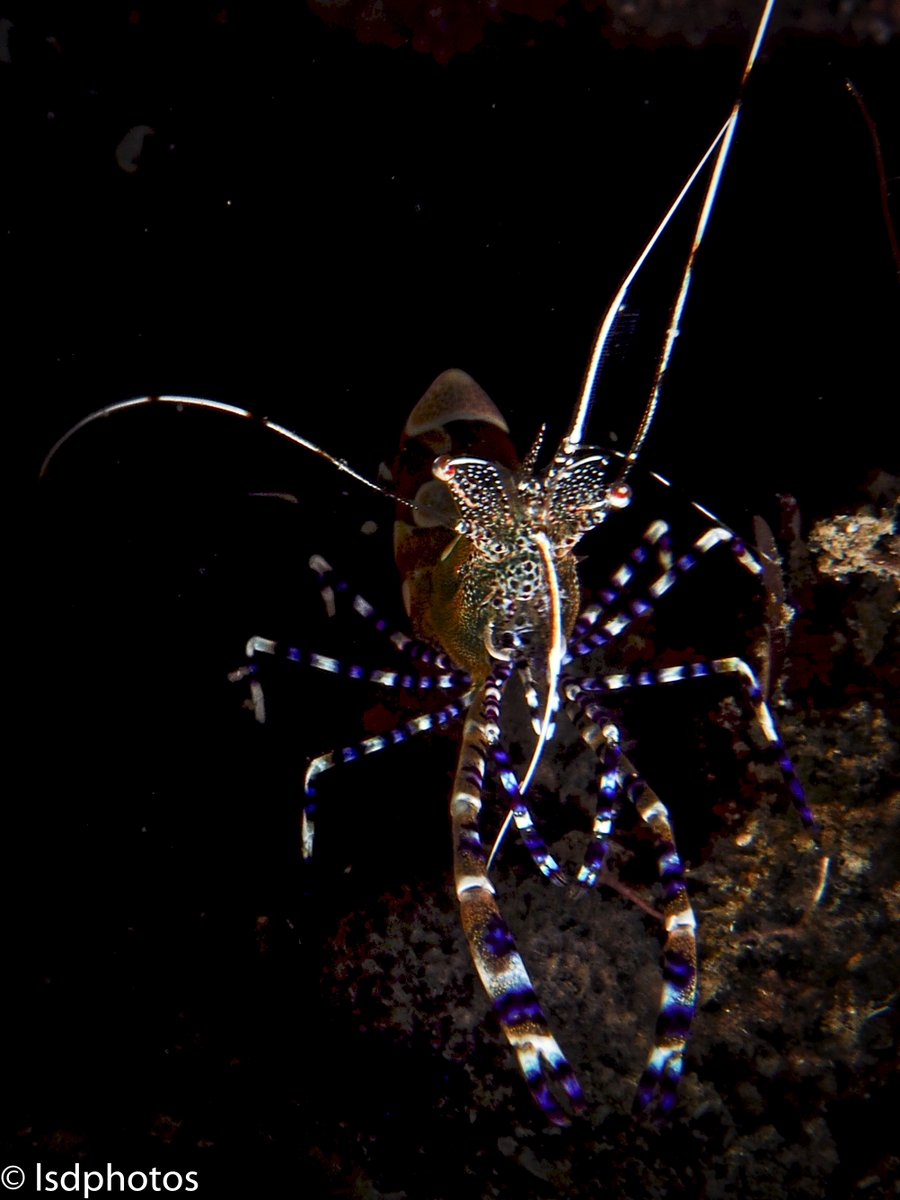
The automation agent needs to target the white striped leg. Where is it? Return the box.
[301,689,474,860]
[228,635,470,726]
[489,741,566,885]
[568,706,625,889]
[571,656,815,832]
[517,660,560,742]
[485,662,566,883]
[622,755,697,1118]
[569,684,697,1116]
[454,671,585,1125]
[308,555,460,669]
[571,518,672,642]
[479,663,562,881]
[568,521,765,660]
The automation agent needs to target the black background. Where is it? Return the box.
[6,2,899,1196]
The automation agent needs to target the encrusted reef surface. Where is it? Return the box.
[309,0,898,59]
[316,476,898,1199]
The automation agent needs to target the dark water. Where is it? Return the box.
[8,6,898,1196]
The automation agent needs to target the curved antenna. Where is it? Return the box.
[615,0,777,482]
[844,78,900,282]
[565,0,778,456]
[564,120,729,451]
[40,394,418,512]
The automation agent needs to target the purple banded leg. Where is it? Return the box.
[481,662,566,882]
[713,657,815,832]
[454,671,584,1125]
[308,555,460,669]
[227,632,470,744]
[300,689,474,860]
[568,521,765,660]
[619,758,697,1118]
[566,683,696,1115]
[478,664,564,881]
[569,705,624,888]
[227,637,271,723]
[572,656,815,832]
[571,518,672,643]
[489,742,566,885]
[516,660,560,742]
[230,634,468,697]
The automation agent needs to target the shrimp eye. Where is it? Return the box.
[609,483,631,509]
[433,456,456,481]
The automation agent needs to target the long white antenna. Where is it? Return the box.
[565,0,778,454]
[618,0,777,477]
[564,120,730,450]
[40,393,417,511]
